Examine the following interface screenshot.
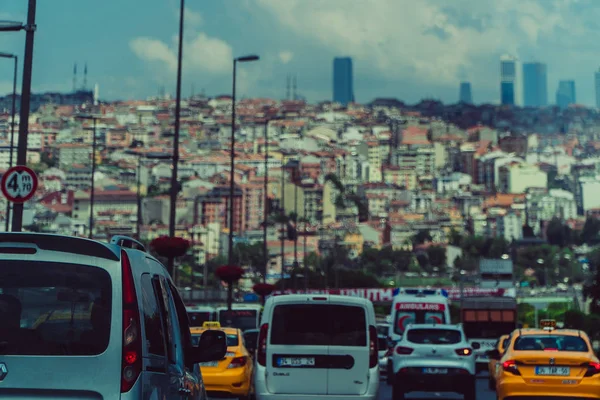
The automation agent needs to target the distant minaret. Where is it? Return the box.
[83,63,88,90]
[93,83,99,106]
[292,75,297,100]
[191,83,195,98]
[73,63,78,92]
[286,75,291,100]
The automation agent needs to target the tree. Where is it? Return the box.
[546,217,572,247]
[448,228,462,246]
[426,245,447,268]
[487,237,510,258]
[412,230,432,245]
[581,217,600,245]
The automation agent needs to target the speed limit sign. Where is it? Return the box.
[1,166,38,203]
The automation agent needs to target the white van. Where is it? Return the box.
[254,294,380,400]
[390,288,451,341]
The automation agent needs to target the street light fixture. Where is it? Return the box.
[75,114,101,238]
[227,54,260,268]
[125,150,172,239]
[0,52,18,232]
[2,0,38,232]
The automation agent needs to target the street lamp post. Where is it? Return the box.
[0,52,18,232]
[303,197,308,290]
[168,0,186,277]
[76,115,100,238]
[125,150,171,239]
[0,0,38,232]
[280,161,286,291]
[262,119,269,284]
[227,54,259,268]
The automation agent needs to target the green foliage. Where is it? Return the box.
[546,217,573,247]
[412,230,432,245]
[581,217,600,245]
[426,245,447,268]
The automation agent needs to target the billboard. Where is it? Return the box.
[479,258,514,289]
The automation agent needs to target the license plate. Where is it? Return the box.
[277,357,315,367]
[199,361,218,367]
[423,367,448,374]
[535,366,570,376]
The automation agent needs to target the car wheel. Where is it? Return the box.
[392,383,405,400]
[463,381,477,400]
[386,361,394,385]
[488,377,495,391]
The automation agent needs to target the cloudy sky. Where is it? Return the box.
[1,0,600,106]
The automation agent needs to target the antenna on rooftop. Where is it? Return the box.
[83,63,88,91]
[73,63,78,92]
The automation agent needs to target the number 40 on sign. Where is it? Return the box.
[1,166,39,203]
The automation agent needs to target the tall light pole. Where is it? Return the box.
[1,1,38,232]
[76,115,100,238]
[227,54,259,267]
[0,52,17,232]
[280,161,286,291]
[168,0,186,277]
[125,150,171,239]
[262,119,269,284]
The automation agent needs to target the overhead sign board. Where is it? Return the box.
[479,259,513,275]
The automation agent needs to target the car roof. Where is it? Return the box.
[269,293,372,306]
[190,327,240,335]
[406,323,462,330]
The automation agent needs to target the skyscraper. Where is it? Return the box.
[500,55,522,106]
[522,62,548,107]
[333,57,354,105]
[459,82,472,104]
[556,80,576,109]
[595,69,600,108]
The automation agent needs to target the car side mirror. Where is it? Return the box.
[487,349,501,360]
[472,342,481,350]
[191,330,227,364]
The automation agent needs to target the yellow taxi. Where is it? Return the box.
[488,334,510,390]
[494,320,600,400]
[191,321,253,399]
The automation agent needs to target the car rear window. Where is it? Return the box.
[271,304,367,347]
[0,261,112,356]
[406,329,462,345]
[513,335,588,352]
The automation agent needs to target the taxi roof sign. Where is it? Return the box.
[540,319,556,329]
[202,321,221,329]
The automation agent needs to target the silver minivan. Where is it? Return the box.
[0,233,226,399]
[254,294,380,400]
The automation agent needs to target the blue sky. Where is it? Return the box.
[1,0,600,106]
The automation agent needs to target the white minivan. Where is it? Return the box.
[254,294,380,400]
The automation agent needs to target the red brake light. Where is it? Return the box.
[257,323,269,367]
[455,348,473,356]
[369,325,377,368]
[585,362,600,377]
[502,360,521,376]
[396,346,414,355]
[120,250,142,393]
[228,356,247,369]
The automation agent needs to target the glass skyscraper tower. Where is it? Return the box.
[523,62,548,107]
[333,57,354,106]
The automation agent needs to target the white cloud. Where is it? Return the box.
[278,51,294,64]
[255,0,584,91]
[184,8,203,26]
[130,32,232,74]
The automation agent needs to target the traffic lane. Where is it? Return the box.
[378,376,496,399]
[207,376,496,400]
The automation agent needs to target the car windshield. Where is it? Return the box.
[406,329,462,345]
[0,260,112,356]
[394,309,446,334]
[513,335,588,352]
[192,332,239,347]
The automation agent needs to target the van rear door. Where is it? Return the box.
[266,297,329,395]
[327,301,370,395]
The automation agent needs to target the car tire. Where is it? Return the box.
[386,361,394,385]
[463,380,477,400]
[392,383,405,400]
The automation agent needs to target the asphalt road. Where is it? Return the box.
[208,375,496,400]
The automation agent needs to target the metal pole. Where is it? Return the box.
[203,228,209,288]
[88,117,97,239]
[280,163,285,291]
[304,197,308,290]
[168,0,185,277]
[294,175,298,267]
[5,55,17,232]
[136,155,142,238]
[263,120,269,284]
[228,59,237,268]
[11,0,37,232]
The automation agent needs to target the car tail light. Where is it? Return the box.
[120,250,142,393]
[455,348,473,356]
[369,325,377,368]
[228,356,247,369]
[396,346,414,355]
[502,360,521,376]
[584,362,600,377]
[257,323,269,367]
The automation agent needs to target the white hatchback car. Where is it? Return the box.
[390,323,477,400]
[254,294,380,400]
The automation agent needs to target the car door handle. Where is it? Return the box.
[179,388,191,394]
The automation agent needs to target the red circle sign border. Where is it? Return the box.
[0,165,39,203]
